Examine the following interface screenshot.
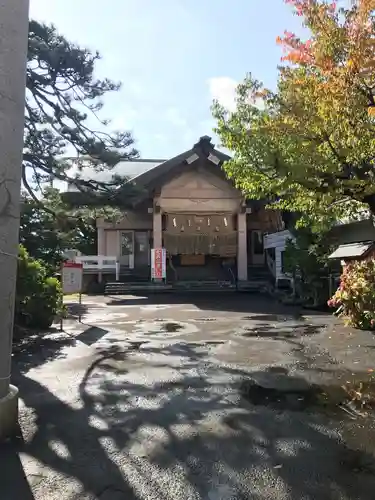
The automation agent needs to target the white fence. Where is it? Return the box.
[75,255,117,271]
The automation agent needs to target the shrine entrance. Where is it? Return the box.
[163,213,237,283]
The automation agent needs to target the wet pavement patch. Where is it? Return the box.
[240,323,321,339]
[162,322,183,333]
[128,341,148,350]
[242,313,303,322]
[267,366,289,375]
[239,371,353,416]
[239,377,326,412]
[241,326,296,339]
[239,373,375,418]
[340,447,375,474]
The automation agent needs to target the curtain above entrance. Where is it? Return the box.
[165,213,235,234]
[163,232,237,256]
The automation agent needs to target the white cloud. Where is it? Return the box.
[128,82,144,98]
[208,76,266,112]
[109,108,139,130]
[164,107,188,127]
[207,76,238,112]
[154,133,167,143]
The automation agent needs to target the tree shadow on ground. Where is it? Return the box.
[106,292,328,317]
[64,301,89,319]
[0,442,35,499]
[12,331,75,373]
[12,323,113,373]
[5,336,375,499]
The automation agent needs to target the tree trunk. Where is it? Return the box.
[0,0,29,399]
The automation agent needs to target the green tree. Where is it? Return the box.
[212,1,375,225]
[24,20,141,205]
[283,228,339,306]
[20,188,121,270]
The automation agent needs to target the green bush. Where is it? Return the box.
[15,245,63,329]
[283,229,338,307]
[328,259,375,330]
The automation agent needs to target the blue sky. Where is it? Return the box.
[29,0,306,159]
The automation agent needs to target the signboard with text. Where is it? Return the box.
[151,248,166,280]
[62,261,83,294]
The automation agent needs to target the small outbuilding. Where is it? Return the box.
[328,241,375,262]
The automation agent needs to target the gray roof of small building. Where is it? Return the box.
[113,159,165,179]
[328,241,374,259]
[66,159,165,192]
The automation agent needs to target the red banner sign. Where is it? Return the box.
[151,248,166,280]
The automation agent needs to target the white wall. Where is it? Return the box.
[264,230,294,282]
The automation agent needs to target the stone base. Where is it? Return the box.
[0,385,19,440]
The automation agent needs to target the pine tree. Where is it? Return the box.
[24,21,141,207]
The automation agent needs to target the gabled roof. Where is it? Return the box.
[131,135,231,190]
[61,136,232,208]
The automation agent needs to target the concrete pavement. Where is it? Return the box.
[3,293,375,499]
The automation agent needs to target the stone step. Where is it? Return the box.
[237,280,271,293]
[173,281,235,290]
[104,280,237,295]
[105,279,270,295]
[105,282,172,295]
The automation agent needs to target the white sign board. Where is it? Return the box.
[151,248,166,280]
[62,262,83,294]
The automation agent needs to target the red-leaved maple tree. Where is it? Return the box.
[213,0,375,225]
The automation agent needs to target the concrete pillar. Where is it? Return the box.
[97,227,105,282]
[97,226,105,255]
[237,211,248,281]
[153,210,162,249]
[0,0,29,439]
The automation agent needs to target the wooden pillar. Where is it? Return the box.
[97,227,105,255]
[237,211,248,281]
[97,227,105,283]
[153,209,162,249]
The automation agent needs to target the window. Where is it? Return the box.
[281,250,286,274]
[267,248,276,260]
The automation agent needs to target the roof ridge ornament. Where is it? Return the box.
[194,135,214,156]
